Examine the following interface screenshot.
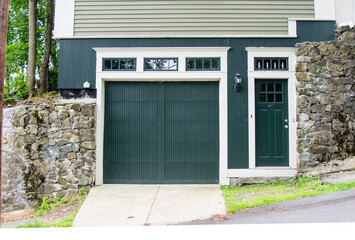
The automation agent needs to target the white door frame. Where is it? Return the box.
[93,47,230,185]
[228,47,298,178]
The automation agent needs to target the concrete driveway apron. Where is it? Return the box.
[73,185,226,227]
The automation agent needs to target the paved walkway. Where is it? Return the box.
[72,184,226,227]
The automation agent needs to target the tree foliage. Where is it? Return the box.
[5,0,58,99]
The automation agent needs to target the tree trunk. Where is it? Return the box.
[27,0,37,99]
[0,0,9,228]
[39,0,54,95]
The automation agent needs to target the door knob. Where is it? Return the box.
[285,119,288,123]
[284,125,289,129]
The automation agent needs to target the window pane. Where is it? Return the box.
[144,58,178,71]
[195,59,202,70]
[267,83,274,92]
[186,58,220,71]
[127,59,136,70]
[271,59,279,69]
[187,59,195,70]
[280,59,287,70]
[268,94,274,102]
[255,58,288,71]
[276,83,282,92]
[264,59,271,70]
[276,93,283,102]
[112,60,119,69]
[103,58,136,71]
[259,83,266,92]
[119,60,125,70]
[211,58,219,70]
[255,59,262,70]
[259,93,266,103]
[104,60,111,70]
[203,59,211,69]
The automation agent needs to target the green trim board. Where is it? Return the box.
[58,21,335,170]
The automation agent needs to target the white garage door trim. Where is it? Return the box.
[93,47,230,185]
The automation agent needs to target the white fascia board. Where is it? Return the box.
[53,0,75,39]
[315,0,336,20]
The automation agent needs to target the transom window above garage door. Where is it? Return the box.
[186,58,220,71]
[103,58,136,71]
[144,58,178,71]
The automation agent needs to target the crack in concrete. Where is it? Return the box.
[145,186,160,225]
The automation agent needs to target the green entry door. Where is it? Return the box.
[103,81,219,184]
[255,79,289,166]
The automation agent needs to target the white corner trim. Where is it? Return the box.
[53,0,74,38]
[242,47,297,177]
[288,19,298,38]
[315,0,336,20]
[94,47,230,185]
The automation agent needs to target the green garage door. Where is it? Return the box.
[103,81,219,184]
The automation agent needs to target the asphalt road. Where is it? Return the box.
[188,189,355,225]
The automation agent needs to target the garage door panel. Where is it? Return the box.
[105,160,158,183]
[165,82,219,101]
[165,121,218,141]
[104,81,219,184]
[165,161,218,181]
[110,82,161,102]
[109,102,158,121]
[165,141,218,160]
[165,102,218,121]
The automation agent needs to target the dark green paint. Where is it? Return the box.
[104,81,219,184]
[58,21,335,170]
[255,80,289,166]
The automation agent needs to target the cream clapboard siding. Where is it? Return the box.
[74,0,315,36]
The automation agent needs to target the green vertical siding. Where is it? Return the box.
[58,20,335,170]
[104,81,219,183]
[74,0,315,36]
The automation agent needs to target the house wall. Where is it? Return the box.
[73,0,315,37]
[296,27,355,176]
[1,103,96,212]
[57,21,335,171]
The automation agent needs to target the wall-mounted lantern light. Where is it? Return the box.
[234,73,242,92]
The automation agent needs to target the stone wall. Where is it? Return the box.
[1,102,96,212]
[296,27,355,175]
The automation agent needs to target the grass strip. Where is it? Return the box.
[222,175,355,213]
[17,198,84,228]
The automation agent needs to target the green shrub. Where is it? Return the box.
[79,188,88,196]
[4,73,29,99]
